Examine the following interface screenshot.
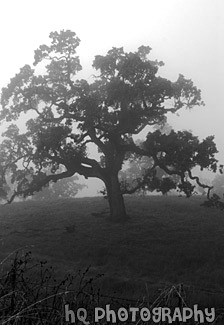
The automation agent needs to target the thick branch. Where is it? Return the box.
[43,150,105,180]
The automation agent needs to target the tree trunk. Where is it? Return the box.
[105,174,127,221]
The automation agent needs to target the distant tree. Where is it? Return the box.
[32,174,86,201]
[211,174,224,198]
[0,30,218,220]
[119,155,179,196]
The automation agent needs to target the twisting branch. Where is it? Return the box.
[187,169,213,200]
[68,132,89,144]
[88,127,107,155]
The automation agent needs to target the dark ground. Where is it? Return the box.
[1,195,224,308]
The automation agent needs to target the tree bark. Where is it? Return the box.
[105,174,127,221]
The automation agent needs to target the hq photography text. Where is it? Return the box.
[64,303,215,324]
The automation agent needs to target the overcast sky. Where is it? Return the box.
[0,0,223,195]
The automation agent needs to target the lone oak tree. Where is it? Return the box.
[0,30,218,220]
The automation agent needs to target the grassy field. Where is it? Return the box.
[1,195,224,309]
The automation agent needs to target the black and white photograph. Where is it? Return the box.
[0,0,223,323]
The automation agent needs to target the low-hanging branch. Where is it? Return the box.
[7,169,76,204]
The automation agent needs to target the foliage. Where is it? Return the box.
[119,125,181,196]
[0,30,219,218]
[201,193,224,210]
[199,173,224,210]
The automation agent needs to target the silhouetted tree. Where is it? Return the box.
[0,30,218,220]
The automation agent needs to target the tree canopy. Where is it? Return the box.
[0,30,219,220]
